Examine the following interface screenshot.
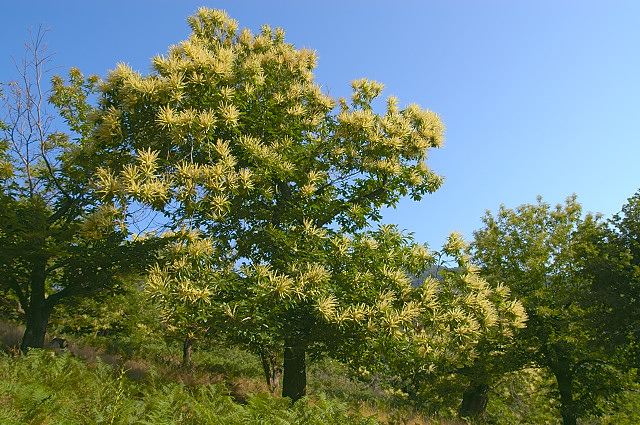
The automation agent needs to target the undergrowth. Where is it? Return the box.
[0,349,379,425]
[3,321,636,425]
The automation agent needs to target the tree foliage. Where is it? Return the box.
[87,8,526,401]
[0,27,161,351]
[583,190,640,368]
[471,195,626,425]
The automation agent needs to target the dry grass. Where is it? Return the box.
[0,321,23,352]
[228,376,271,403]
[1,320,269,405]
[359,403,468,425]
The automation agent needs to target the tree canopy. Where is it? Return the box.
[86,8,526,401]
[471,195,627,425]
[583,190,640,369]
[0,27,161,351]
[4,8,639,422]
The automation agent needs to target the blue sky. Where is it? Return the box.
[2,1,639,249]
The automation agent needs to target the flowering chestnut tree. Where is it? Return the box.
[89,8,526,401]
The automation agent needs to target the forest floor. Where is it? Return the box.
[1,321,465,425]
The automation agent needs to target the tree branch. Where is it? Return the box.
[316,179,387,228]
[6,276,30,315]
[47,195,78,224]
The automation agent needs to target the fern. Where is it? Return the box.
[0,350,381,424]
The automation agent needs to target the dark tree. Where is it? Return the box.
[0,27,161,352]
[472,195,627,425]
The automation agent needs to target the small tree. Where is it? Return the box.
[354,234,528,415]
[472,195,625,425]
[145,230,228,368]
[0,27,161,352]
[93,8,526,401]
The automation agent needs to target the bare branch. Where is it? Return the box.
[2,24,70,201]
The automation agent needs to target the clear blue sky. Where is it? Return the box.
[2,1,639,249]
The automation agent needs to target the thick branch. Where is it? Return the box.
[47,195,78,224]
[7,277,30,314]
[44,281,92,309]
[276,179,292,201]
[44,259,70,276]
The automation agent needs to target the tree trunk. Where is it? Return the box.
[259,345,282,391]
[21,301,52,352]
[182,336,193,367]
[21,259,51,352]
[554,366,577,425]
[21,306,51,351]
[282,340,306,402]
[459,382,490,418]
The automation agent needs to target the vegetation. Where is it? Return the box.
[471,195,639,424]
[0,27,164,352]
[80,7,525,402]
[1,7,639,425]
[583,189,640,371]
[0,349,379,425]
